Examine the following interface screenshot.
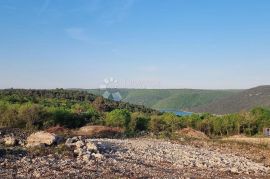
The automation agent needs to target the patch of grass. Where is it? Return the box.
[0,145,27,157]
[27,144,74,157]
[221,137,270,148]
[213,139,270,150]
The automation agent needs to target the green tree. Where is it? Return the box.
[129,112,150,132]
[149,115,166,134]
[162,113,181,133]
[18,103,44,130]
[0,104,20,128]
[105,109,131,129]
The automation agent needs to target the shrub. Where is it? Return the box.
[149,115,166,135]
[43,108,86,129]
[105,109,131,129]
[162,113,181,133]
[129,112,150,132]
[0,103,22,128]
[18,104,45,130]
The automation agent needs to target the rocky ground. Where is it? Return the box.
[1,136,270,178]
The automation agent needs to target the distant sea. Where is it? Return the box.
[160,110,193,116]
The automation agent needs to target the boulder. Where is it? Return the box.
[26,131,60,148]
[3,136,18,146]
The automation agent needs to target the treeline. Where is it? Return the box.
[0,89,270,137]
[0,89,158,113]
[103,107,270,137]
[0,89,96,103]
[0,102,100,130]
[0,89,158,130]
[181,107,270,136]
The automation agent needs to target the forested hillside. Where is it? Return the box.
[0,89,157,113]
[86,89,241,111]
[0,89,270,137]
[191,86,270,114]
[0,89,158,130]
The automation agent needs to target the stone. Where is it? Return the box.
[33,171,41,178]
[26,131,60,148]
[86,142,98,153]
[92,153,103,160]
[55,136,64,144]
[74,148,84,156]
[18,139,25,146]
[75,141,84,148]
[179,137,185,142]
[3,136,17,146]
[72,136,79,140]
[230,167,239,173]
[82,154,91,162]
[65,138,76,147]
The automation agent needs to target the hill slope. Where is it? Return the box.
[0,89,157,114]
[86,89,241,111]
[191,86,270,114]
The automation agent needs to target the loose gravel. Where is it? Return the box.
[1,138,270,178]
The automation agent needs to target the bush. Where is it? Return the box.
[149,115,166,135]
[129,112,150,132]
[162,113,181,133]
[43,108,86,129]
[105,109,131,129]
[149,113,181,137]
[18,104,45,130]
[0,103,23,128]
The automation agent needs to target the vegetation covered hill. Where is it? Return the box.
[0,89,157,114]
[86,89,241,111]
[191,86,270,114]
[1,89,270,138]
[0,89,158,130]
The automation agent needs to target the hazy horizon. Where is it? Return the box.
[1,0,270,89]
[1,85,266,90]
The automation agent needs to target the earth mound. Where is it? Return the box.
[75,125,123,138]
[176,127,209,140]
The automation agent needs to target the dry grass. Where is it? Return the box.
[222,136,270,147]
[45,125,72,137]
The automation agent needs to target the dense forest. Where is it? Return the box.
[0,89,270,138]
[191,85,270,114]
[85,88,240,111]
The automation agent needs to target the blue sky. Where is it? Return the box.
[0,0,270,89]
